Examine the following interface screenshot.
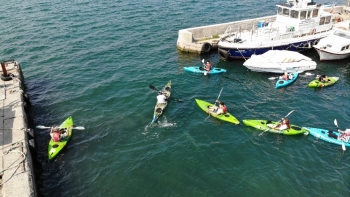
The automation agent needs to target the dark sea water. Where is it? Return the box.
[2,0,350,196]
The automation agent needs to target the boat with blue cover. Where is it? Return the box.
[218,0,334,60]
[184,66,227,74]
[276,72,299,88]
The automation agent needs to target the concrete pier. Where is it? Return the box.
[176,15,276,54]
[0,60,36,196]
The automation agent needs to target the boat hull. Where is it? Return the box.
[314,48,350,61]
[242,50,317,74]
[218,39,322,60]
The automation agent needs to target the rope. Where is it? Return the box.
[0,141,27,186]
[236,47,247,61]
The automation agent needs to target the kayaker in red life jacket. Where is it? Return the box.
[274,118,290,130]
[281,72,290,80]
[50,126,62,142]
[338,128,350,142]
[209,100,227,115]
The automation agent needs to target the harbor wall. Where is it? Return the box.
[0,60,37,197]
[177,15,276,54]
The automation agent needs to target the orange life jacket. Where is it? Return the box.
[222,105,227,114]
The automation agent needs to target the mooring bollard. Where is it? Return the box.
[1,61,13,81]
[1,61,8,77]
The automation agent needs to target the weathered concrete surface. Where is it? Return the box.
[0,60,36,197]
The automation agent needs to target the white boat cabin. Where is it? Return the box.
[259,0,333,37]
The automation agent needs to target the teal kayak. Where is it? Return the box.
[48,116,73,160]
[243,119,308,135]
[195,99,240,124]
[184,66,227,74]
[275,72,298,89]
[152,80,171,123]
[308,77,339,87]
[303,127,350,147]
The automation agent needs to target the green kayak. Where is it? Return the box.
[243,119,308,135]
[195,99,240,124]
[48,116,73,160]
[308,77,339,88]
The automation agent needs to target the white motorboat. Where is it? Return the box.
[313,21,350,61]
[218,0,334,60]
[243,50,317,73]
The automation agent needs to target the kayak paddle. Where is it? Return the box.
[202,59,207,75]
[334,119,346,151]
[259,110,294,136]
[36,125,85,130]
[205,87,223,120]
[149,85,182,102]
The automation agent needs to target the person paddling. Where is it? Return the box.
[338,128,350,142]
[208,100,227,115]
[50,126,62,142]
[203,61,212,73]
[268,118,290,131]
[317,74,329,82]
[280,72,292,80]
[157,91,168,104]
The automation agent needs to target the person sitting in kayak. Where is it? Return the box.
[268,118,290,130]
[50,126,62,142]
[157,91,168,104]
[338,128,350,142]
[317,74,329,82]
[204,61,212,72]
[208,100,227,115]
[280,72,292,80]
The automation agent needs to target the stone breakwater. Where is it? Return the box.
[0,60,36,196]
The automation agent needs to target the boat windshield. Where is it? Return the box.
[334,31,350,39]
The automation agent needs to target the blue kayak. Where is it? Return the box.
[303,127,350,147]
[184,66,227,74]
[275,72,299,88]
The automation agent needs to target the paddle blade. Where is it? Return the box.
[204,71,207,75]
[342,142,346,151]
[334,119,338,128]
[149,85,157,91]
[268,77,276,80]
[73,126,85,130]
[36,125,50,129]
[202,59,204,63]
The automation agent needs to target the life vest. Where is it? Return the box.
[222,105,227,114]
[53,132,61,142]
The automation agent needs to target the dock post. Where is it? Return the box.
[1,61,8,77]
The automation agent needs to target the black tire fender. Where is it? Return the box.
[1,74,12,81]
[201,42,212,53]
[218,49,230,61]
